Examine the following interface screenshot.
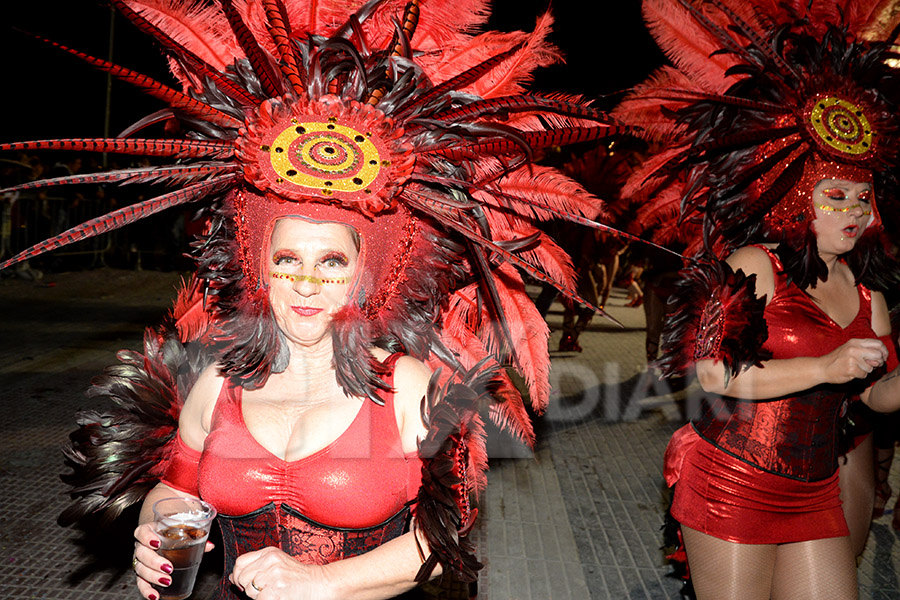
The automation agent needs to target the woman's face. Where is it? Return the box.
[266,219,360,348]
[811,178,873,255]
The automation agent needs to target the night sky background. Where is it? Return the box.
[0,1,665,144]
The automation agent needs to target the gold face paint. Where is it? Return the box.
[269,271,351,285]
[814,203,872,215]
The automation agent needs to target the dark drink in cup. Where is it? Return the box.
[152,524,208,600]
[151,498,217,600]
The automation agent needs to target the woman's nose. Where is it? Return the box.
[848,203,866,217]
[292,273,321,295]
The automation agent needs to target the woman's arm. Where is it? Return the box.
[694,246,887,398]
[697,338,887,399]
[132,365,222,600]
[230,529,430,600]
[861,290,900,412]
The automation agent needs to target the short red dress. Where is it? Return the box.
[666,247,897,544]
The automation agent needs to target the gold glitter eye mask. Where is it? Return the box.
[815,203,872,215]
[270,271,351,285]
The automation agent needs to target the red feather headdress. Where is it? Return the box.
[615,0,900,290]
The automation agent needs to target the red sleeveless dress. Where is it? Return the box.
[666,247,897,544]
[162,353,423,599]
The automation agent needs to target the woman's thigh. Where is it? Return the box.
[681,526,776,600]
[771,536,857,600]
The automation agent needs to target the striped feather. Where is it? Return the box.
[706,0,799,80]
[0,163,238,195]
[424,94,612,125]
[0,138,233,159]
[394,42,525,120]
[221,0,284,97]
[0,175,237,271]
[427,125,631,159]
[34,34,242,129]
[262,0,305,96]
[115,0,260,106]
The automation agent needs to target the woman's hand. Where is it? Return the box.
[230,547,333,600]
[818,338,888,384]
[132,522,215,600]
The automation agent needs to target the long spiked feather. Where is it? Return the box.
[393,42,525,120]
[30,33,242,129]
[221,0,284,97]
[0,163,238,195]
[114,0,260,106]
[262,0,306,96]
[427,125,631,159]
[0,175,237,271]
[0,138,233,159]
[423,94,612,125]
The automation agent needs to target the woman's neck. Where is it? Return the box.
[282,337,336,380]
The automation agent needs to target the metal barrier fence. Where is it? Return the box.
[1,192,113,268]
[1,190,192,272]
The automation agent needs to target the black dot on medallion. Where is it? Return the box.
[364,189,371,194]
[260,145,271,152]
[286,169,297,176]
[826,136,833,141]
[355,135,365,142]
[296,126,306,134]
[819,103,826,109]
[353,177,363,185]
[325,146,335,154]
[327,124,336,130]
[325,181,333,187]
[369,159,378,165]
[863,142,870,147]
[275,147,284,153]
[856,111,862,116]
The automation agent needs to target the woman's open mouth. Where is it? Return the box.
[291,306,323,316]
[843,224,859,238]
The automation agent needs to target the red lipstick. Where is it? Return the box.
[291,306,323,316]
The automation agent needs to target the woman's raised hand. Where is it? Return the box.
[230,546,334,600]
[819,338,888,384]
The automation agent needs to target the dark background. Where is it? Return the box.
[0,1,664,143]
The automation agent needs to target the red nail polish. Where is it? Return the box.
[149,539,160,549]
[149,595,158,600]
[160,564,173,574]
[158,577,171,586]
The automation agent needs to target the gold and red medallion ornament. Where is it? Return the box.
[804,94,875,158]
[237,94,415,215]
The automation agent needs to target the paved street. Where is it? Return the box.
[2,268,900,599]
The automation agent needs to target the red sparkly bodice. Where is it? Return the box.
[692,246,895,481]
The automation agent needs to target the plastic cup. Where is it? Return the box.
[151,497,217,600]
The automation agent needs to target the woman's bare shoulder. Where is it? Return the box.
[725,245,775,301]
[180,363,225,447]
[725,245,773,274]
